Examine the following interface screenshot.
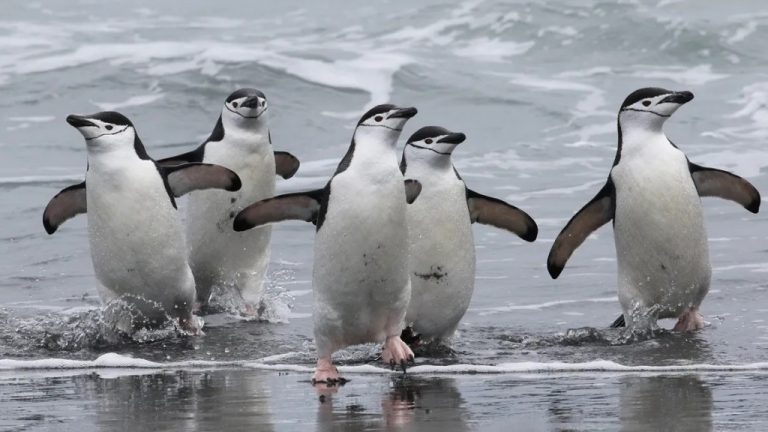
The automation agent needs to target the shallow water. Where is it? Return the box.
[2,0,768,430]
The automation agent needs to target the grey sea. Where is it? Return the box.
[2,0,768,430]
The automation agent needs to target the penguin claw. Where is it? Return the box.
[390,359,396,370]
[400,359,408,373]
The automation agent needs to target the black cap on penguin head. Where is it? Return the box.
[358,104,397,125]
[89,111,133,127]
[407,126,451,143]
[620,88,672,109]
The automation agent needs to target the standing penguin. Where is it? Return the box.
[547,88,760,332]
[158,88,300,312]
[42,111,242,332]
[400,126,538,345]
[233,104,421,383]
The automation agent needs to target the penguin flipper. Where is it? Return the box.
[404,179,422,204]
[274,151,300,179]
[161,163,242,197]
[689,162,761,213]
[43,182,87,234]
[233,189,324,231]
[547,179,615,279]
[156,148,204,167]
[466,189,538,242]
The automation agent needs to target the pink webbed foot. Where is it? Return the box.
[312,357,347,386]
[381,335,415,372]
[178,314,205,336]
[673,309,706,332]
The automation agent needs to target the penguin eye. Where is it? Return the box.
[425,139,433,144]
[374,116,383,122]
[642,100,651,107]
[105,125,113,131]
[232,102,239,108]
[261,101,266,107]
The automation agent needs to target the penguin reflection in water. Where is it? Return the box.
[42,112,242,333]
[548,88,760,332]
[400,127,538,346]
[158,88,300,314]
[234,104,421,383]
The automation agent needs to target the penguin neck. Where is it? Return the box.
[220,111,270,149]
[617,115,672,163]
[404,149,454,175]
[618,111,666,139]
[348,128,400,171]
[86,129,148,170]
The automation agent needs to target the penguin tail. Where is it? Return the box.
[610,314,626,328]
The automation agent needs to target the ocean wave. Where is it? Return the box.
[4,352,768,377]
[477,296,616,315]
[0,174,83,186]
[93,93,165,111]
[3,40,411,112]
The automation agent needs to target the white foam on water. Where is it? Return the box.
[93,93,165,111]
[713,263,768,273]
[557,121,616,147]
[457,150,603,174]
[7,116,55,123]
[3,38,410,112]
[538,26,578,37]
[628,64,727,86]
[504,74,610,118]
[453,38,534,62]
[692,150,768,178]
[706,82,768,140]
[506,74,599,93]
[0,174,83,185]
[477,296,616,315]
[726,20,758,44]
[5,353,768,378]
[558,67,613,79]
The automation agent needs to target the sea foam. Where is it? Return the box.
[4,352,768,378]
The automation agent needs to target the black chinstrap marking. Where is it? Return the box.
[83,125,130,141]
[619,108,671,118]
[357,123,403,132]
[225,88,266,103]
[408,143,452,155]
[225,104,268,119]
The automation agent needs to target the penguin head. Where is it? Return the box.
[404,126,465,167]
[221,88,269,130]
[354,104,417,144]
[618,87,694,131]
[66,111,135,150]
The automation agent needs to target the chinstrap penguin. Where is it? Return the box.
[233,104,422,384]
[400,126,538,346]
[547,88,760,332]
[158,88,299,313]
[43,111,242,333]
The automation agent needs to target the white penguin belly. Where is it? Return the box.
[86,164,195,321]
[312,169,411,354]
[405,180,475,340]
[612,147,710,320]
[185,148,276,303]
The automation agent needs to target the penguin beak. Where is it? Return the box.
[437,132,466,145]
[659,91,694,105]
[241,96,262,109]
[388,107,418,119]
[66,115,97,129]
